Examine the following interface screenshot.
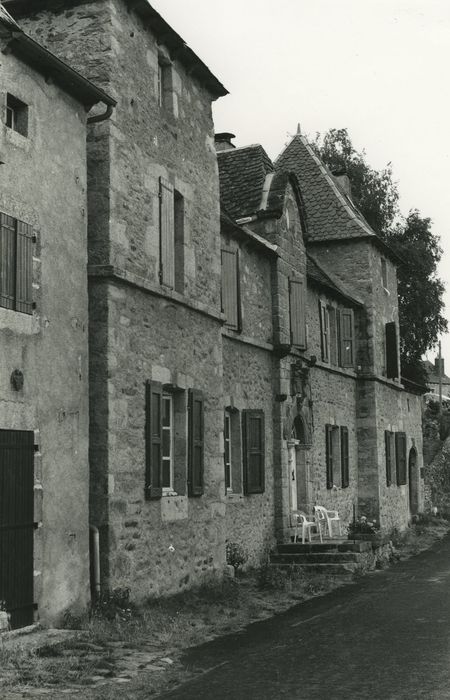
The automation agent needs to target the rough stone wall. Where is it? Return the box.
[0,52,90,624]
[424,435,450,514]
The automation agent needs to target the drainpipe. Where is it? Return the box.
[87,103,114,124]
[90,524,101,598]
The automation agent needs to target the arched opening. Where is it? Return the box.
[292,415,306,444]
[408,447,419,516]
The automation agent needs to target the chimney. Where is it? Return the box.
[215,132,236,152]
[332,169,352,198]
[435,357,445,375]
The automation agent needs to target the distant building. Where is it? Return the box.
[424,358,450,397]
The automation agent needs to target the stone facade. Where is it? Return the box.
[0,14,112,625]
[4,0,426,614]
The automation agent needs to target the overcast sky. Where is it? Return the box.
[153,0,450,365]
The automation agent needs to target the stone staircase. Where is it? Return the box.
[270,540,374,577]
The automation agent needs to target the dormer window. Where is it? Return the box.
[5,94,28,137]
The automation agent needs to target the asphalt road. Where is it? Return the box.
[158,534,450,700]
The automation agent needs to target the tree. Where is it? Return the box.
[314,128,447,383]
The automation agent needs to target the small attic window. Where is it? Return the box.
[6,93,28,137]
[381,258,388,290]
[157,54,174,114]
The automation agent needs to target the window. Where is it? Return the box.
[340,309,354,367]
[221,249,241,331]
[158,58,171,109]
[5,94,28,137]
[145,381,163,499]
[0,213,33,314]
[162,394,174,491]
[385,430,395,486]
[381,258,388,289]
[188,389,204,496]
[340,426,349,488]
[385,322,398,379]
[242,410,265,494]
[289,277,306,348]
[319,301,330,362]
[224,411,232,491]
[325,424,340,489]
[159,177,184,292]
[395,432,407,485]
[329,306,339,365]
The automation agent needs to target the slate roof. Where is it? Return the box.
[275,134,399,262]
[306,254,363,307]
[217,145,274,220]
[424,360,450,385]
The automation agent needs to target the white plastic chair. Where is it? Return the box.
[291,510,323,544]
[314,505,342,538]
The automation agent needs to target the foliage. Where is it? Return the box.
[91,587,133,621]
[314,128,447,378]
[225,541,248,572]
[348,515,379,536]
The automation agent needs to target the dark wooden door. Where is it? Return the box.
[0,429,35,629]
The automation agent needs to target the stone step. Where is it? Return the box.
[278,540,372,554]
[271,552,360,564]
[269,562,357,576]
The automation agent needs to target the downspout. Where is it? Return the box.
[89,524,101,598]
[87,103,114,124]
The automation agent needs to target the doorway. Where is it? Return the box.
[408,447,419,516]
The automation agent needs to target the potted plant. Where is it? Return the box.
[348,515,380,541]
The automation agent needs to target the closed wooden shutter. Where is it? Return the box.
[188,389,204,496]
[243,409,265,494]
[325,424,333,489]
[0,213,16,310]
[395,431,407,485]
[385,430,393,486]
[159,177,175,288]
[386,322,398,378]
[145,381,163,499]
[15,221,33,314]
[340,309,354,367]
[336,308,342,365]
[221,249,240,330]
[319,301,329,362]
[340,426,349,488]
[289,277,306,348]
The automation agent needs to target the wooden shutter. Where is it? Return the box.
[336,308,342,365]
[340,309,354,367]
[145,381,163,499]
[15,220,33,314]
[385,430,393,486]
[159,176,175,288]
[325,424,333,489]
[319,301,329,362]
[340,426,349,488]
[386,322,399,378]
[243,410,265,494]
[221,249,241,330]
[289,277,306,348]
[0,213,16,310]
[395,431,407,485]
[329,307,337,365]
[188,389,204,496]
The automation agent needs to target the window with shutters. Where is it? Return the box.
[0,213,33,314]
[159,177,184,292]
[224,407,242,494]
[145,382,187,499]
[319,301,330,362]
[329,306,338,365]
[340,426,349,488]
[289,277,306,348]
[242,409,265,495]
[385,322,399,379]
[340,308,354,367]
[188,389,204,496]
[385,430,395,486]
[224,411,232,491]
[221,249,241,331]
[395,431,407,486]
[5,94,28,137]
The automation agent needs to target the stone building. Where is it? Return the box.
[424,358,450,398]
[0,6,114,628]
[4,0,425,616]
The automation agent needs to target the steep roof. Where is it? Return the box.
[4,0,228,98]
[275,133,398,261]
[306,253,363,307]
[217,145,274,220]
[424,360,450,385]
[0,9,115,109]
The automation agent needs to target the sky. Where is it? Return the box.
[153,0,450,365]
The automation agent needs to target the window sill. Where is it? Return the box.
[226,492,244,503]
[162,490,178,497]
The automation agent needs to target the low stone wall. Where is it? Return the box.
[354,536,396,573]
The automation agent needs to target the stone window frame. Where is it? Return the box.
[161,393,175,493]
[325,423,349,489]
[5,93,29,137]
[159,177,185,294]
[157,48,176,116]
[224,406,242,495]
